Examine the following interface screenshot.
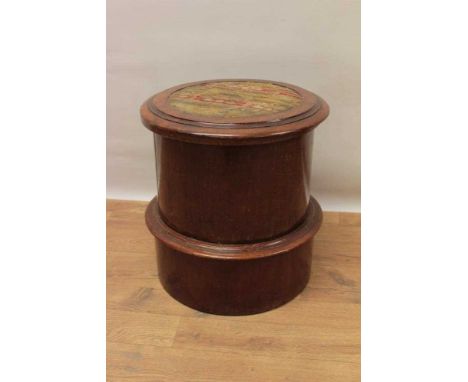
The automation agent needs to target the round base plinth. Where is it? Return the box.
[145,197,322,315]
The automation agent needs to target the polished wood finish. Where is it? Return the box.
[156,133,313,243]
[140,79,330,314]
[155,241,313,315]
[140,79,329,145]
[146,196,322,260]
[107,200,361,382]
[146,196,322,315]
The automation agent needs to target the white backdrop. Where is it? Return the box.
[107,0,360,211]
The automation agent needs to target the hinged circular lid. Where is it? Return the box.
[140,79,329,145]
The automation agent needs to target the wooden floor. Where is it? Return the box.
[107,200,360,382]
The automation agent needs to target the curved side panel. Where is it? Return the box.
[156,238,313,316]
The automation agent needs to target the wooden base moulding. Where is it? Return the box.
[140,79,329,315]
[146,196,322,315]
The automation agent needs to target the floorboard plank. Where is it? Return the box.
[107,199,361,381]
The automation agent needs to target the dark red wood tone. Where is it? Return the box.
[146,196,322,315]
[140,79,329,315]
[155,133,313,243]
[156,241,313,315]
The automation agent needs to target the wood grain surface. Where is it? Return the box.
[141,79,329,145]
[107,199,360,382]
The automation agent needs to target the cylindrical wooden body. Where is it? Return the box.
[155,133,313,243]
[145,196,322,315]
[156,241,313,315]
[140,79,329,315]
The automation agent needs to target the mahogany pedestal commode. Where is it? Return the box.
[140,79,329,315]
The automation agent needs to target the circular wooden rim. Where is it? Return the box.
[145,196,322,260]
[140,79,329,145]
[152,79,318,125]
